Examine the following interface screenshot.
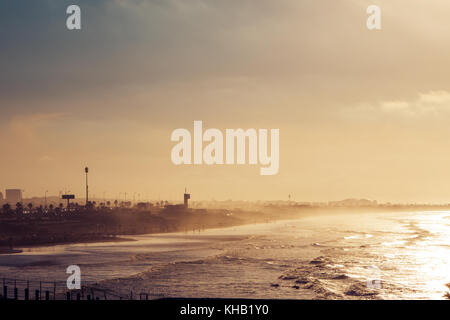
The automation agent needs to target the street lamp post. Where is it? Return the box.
[85,167,89,206]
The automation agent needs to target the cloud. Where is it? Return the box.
[418,91,450,105]
[344,91,450,120]
[3,0,450,108]
[4,112,66,146]
[3,0,450,130]
[380,101,411,113]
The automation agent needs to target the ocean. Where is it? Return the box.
[1,210,449,300]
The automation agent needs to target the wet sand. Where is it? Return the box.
[0,248,22,255]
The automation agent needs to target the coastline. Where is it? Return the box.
[0,208,287,254]
[0,207,309,255]
[0,248,23,255]
[1,206,445,255]
[0,236,137,255]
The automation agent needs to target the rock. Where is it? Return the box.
[295,278,309,284]
[270,283,280,287]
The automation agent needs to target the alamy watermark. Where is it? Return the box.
[367,5,382,30]
[171,121,280,175]
[366,265,382,289]
[66,265,81,290]
[66,5,81,30]
[65,4,381,31]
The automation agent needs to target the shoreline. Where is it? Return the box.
[0,248,23,255]
[0,207,286,254]
[1,207,445,255]
[0,211,304,255]
[0,236,137,255]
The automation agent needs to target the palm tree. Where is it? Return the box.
[15,202,23,215]
[2,203,11,214]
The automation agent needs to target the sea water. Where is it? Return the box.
[0,211,449,299]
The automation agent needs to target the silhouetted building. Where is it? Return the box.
[184,189,190,209]
[6,189,22,204]
[164,204,185,213]
[136,202,151,210]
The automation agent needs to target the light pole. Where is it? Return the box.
[85,167,89,206]
[44,190,48,208]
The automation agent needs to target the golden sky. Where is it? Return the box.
[2,0,450,203]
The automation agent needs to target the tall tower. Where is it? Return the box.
[85,167,89,206]
[184,188,190,209]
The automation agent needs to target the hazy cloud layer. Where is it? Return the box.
[2,1,450,201]
[2,0,450,107]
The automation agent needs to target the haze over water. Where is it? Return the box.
[1,210,449,299]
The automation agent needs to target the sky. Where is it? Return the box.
[2,0,450,203]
